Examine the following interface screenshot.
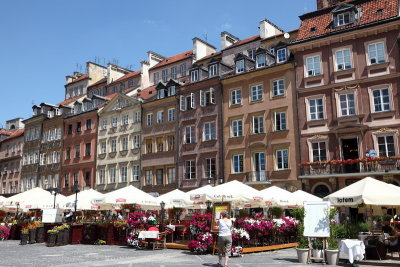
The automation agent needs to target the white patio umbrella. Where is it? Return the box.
[187,185,215,202]
[102,185,159,209]
[292,190,322,206]
[0,196,8,210]
[260,186,298,207]
[6,187,65,211]
[210,180,264,206]
[64,189,105,210]
[156,189,189,208]
[323,177,400,206]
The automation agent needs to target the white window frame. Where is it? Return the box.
[377,135,397,157]
[231,119,243,137]
[167,108,175,122]
[185,125,196,144]
[272,79,285,97]
[276,48,287,63]
[274,111,287,131]
[157,110,164,124]
[232,154,244,173]
[132,165,140,181]
[338,92,356,116]
[311,141,328,162]
[334,47,352,71]
[185,160,196,179]
[230,89,242,105]
[167,168,176,184]
[109,168,116,183]
[256,54,266,68]
[120,166,128,183]
[122,114,129,125]
[236,59,244,73]
[250,84,263,102]
[367,41,386,65]
[275,149,289,170]
[209,64,218,77]
[370,87,391,113]
[133,135,141,148]
[205,158,216,178]
[204,122,216,141]
[146,113,153,126]
[252,115,264,134]
[190,69,199,82]
[305,54,321,77]
[121,137,129,150]
[112,117,118,128]
[110,139,117,153]
[306,96,325,121]
[145,170,153,185]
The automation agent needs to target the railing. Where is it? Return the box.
[300,158,400,176]
[246,171,270,183]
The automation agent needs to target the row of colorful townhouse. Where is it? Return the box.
[1,0,400,197]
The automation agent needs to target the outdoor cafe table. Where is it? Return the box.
[138,231,159,249]
[340,239,365,264]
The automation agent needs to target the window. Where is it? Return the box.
[204,122,216,141]
[156,169,163,185]
[146,140,152,154]
[236,59,244,73]
[156,137,164,152]
[368,42,385,65]
[168,108,175,122]
[277,48,287,63]
[248,49,256,60]
[308,98,324,120]
[101,120,107,130]
[336,12,351,27]
[122,115,129,125]
[111,139,117,153]
[67,124,72,134]
[73,172,78,185]
[335,48,352,70]
[185,160,196,179]
[167,86,175,96]
[372,88,390,112]
[256,54,266,68]
[185,125,195,144]
[167,168,175,184]
[100,141,106,154]
[85,143,91,156]
[273,79,285,97]
[232,155,244,173]
[120,166,128,183]
[109,168,116,183]
[76,122,81,132]
[75,145,80,158]
[145,170,153,185]
[200,88,215,106]
[157,88,166,99]
[252,116,264,134]
[132,165,140,181]
[122,137,128,150]
[190,70,199,82]
[274,112,287,131]
[64,173,69,187]
[205,158,216,178]
[180,94,195,111]
[251,85,263,102]
[230,89,242,105]
[133,135,140,148]
[312,142,327,162]
[66,147,71,160]
[180,64,186,77]
[86,119,92,130]
[157,110,164,124]
[339,93,356,116]
[306,55,321,76]
[276,149,289,170]
[231,119,243,137]
[162,69,168,82]
[153,72,159,84]
[209,64,218,77]
[112,117,118,128]
[167,135,175,151]
[146,113,153,126]
[378,135,395,157]
[171,66,177,80]
[98,169,105,184]
[135,111,141,123]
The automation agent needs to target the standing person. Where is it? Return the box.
[217,211,232,267]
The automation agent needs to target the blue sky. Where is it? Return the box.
[0,0,315,126]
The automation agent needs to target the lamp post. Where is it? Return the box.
[46,187,60,208]
[160,201,165,232]
[205,200,212,214]
[71,184,81,222]
[15,202,20,219]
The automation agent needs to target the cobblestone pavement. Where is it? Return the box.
[0,241,398,267]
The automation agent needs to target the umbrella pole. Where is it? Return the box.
[370,205,373,232]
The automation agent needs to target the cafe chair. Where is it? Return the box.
[151,231,167,250]
[385,235,400,258]
[175,226,188,241]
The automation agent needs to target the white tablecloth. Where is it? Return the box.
[340,239,365,263]
[138,231,159,239]
[166,225,176,231]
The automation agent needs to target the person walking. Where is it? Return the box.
[217,211,232,267]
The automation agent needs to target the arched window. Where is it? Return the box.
[313,184,331,198]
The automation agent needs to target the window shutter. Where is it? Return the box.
[191,93,195,108]
[210,88,215,104]
[180,95,185,111]
[200,90,205,107]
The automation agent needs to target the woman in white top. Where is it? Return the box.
[217,211,232,267]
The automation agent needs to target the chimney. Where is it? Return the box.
[66,75,74,84]
[259,19,283,39]
[220,31,240,49]
[147,51,165,68]
[317,0,343,10]
[192,37,216,61]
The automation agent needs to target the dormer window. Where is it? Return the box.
[236,59,244,73]
[332,4,357,28]
[167,86,175,96]
[157,89,166,99]
[209,64,218,77]
[47,111,54,118]
[190,69,199,82]
[337,12,351,26]
[256,54,266,68]
[276,48,287,63]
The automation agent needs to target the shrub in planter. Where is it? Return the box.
[20,228,29,245]
[28,225,36,244]
[35,222,45,243]
[62,224,70,245]
[56,226,65,246]
[0,225,10,241]
[47,229,58,247]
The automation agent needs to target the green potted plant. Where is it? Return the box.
[62,224,70,245]
[27,223,36,244]
[312,239,324,262]
[20,227,29,245]
[291,207,309,264]
[47,228,58,247]
[55,225,64,246]
[34,221,45,243]
[326,208,339,265]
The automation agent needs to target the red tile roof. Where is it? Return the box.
[0,129,24,142]
[115,70,141,82]
[296,0,399,41]
[0,129,13,136]
[222,35,260,51]
[150,51,193,71]
[88,77,107,88]
[56,95,82,106]
[66,74,88,85]
[196,51,222,62]
[135,86,157,100]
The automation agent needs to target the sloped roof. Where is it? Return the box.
[0,129,13,136]
[56,95,82,106]
[66,74,88,85]
[115,70,141,82]
[88,77,107,88]
[222,35,260,51]
[296,0,399,41]
[0,129,24,142]
[135,86,157,100]
[150,50,193,71]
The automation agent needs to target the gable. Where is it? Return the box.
[99,93,140,114]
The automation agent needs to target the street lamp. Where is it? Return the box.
[205,200,212,213]
[15,202,20,219]
[160,201,165,232]
[46,187,60,208]
[71,184,80,222]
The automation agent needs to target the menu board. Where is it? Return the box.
[303,201,330,237]
[211,202,231,233]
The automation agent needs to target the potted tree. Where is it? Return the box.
[326,208,339,265]
[291,207,309,264]
[312,239,324,262]
[20,227,29,245]
[47,228,58,247]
